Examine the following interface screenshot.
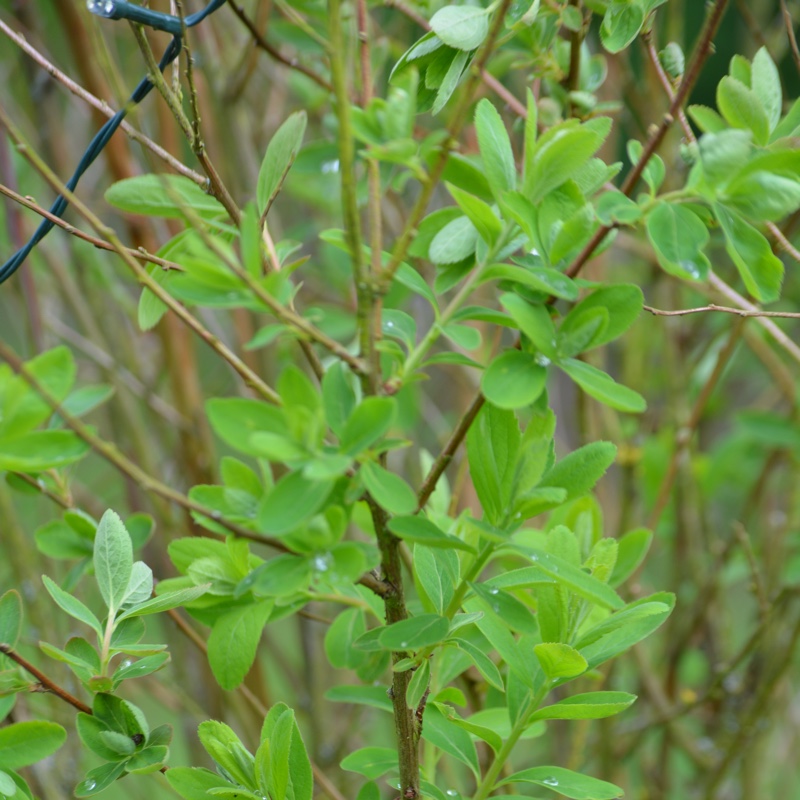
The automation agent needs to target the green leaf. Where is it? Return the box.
[610,527,652,587]
[238,555,311,597]
[697,129,753,186]
[688,104,728,134]
[257,112,308,216]
[469,583,537,634]
[167,768,231,800]
[112,652,169,683]
[324,685,394,713]
[500,765,623,798]
[600,3,644,53]
[0,431,89,472]
[0,591,22,648]
[475,99,516,200]
[388,517,475,552]
[197,721,255,789]
[379,614,450,650]
[714,203,784,302]
[525,123,607,202]
[340,398,396,456]
[526,549,624,610]
[560,359,646,413]
[723,172,800,222]
[340,747,398,779]
[486,262,579,301]
[450,638,504,690]
[360,461,417,515]
[115,585,209,621]
[127,745,169,774]
[0,721,66,769]
[93,510,133,614]
[751,47,782,131]
[207,398,285,456]
[645,203,710,281]
[447,184,503,245]
[429,217,478,264]
[500,294,557,357]
[563,285,643,349]
[539,441,616,503]
[322,363,357,438]
[481,351,547,410]
[432,49,470,115]
[534,642,588,680]
[420,703,479,779]
[105,174,226,219]
[259,473,335,535]
[74,762,127,796]
[717,76,770,145]
[207,601,273,690]
[430,5,489,51]
[41,575,102,636]
[530,691,636,721]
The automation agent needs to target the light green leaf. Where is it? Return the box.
[166,768,231,800]
[93,511,133,613]
[500,294,557,357]
[645,203,710,281]
[105,175,226,220]
[257,112,308,216]
[447,184,503,245]
[429,216,478,264]
[430,5,489,51]
[258,473,335,535]
[115,585,209,621]
[360,461,417,516]
[751,47,782,132]
[717,76,770,145]
[482,352,547,410]
[41,575,102,636]
[475,99,517,199]
[420,703,479,779]
[340,747,398,779]
[0,721,66,769]
[534,642,588,680]
[530,691,636,721]
[600,4,644,53]
[539,441,617,503]
[610,528,652,587]
[0,431,89,472]
[340,398,396,456]
[208,601,273,690]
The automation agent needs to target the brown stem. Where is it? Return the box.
[644,303,800,319]
[781,0,800,75]
[0,643,92,715]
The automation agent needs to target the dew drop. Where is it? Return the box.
[489,587,499,595]
[81,780,97,792]
[321,159,340,174]
[120,659,133,669]
[543,777,559,786]
[531,554,539,562]
[313,553,333,573]
[535,354,551,367]
[400,641,408,648]
[87,0,115,14]
[446,791,458,797]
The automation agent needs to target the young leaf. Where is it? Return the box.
[717,76,770,145]
[447,184,503,245]
[534,642,588,680]
[340,747,398,779]
[539,441,617,503]
[645,203,710,281]
[257,112,308,216]
[105,175,225,220]
[751,47,782,131]
[41,575,103,637]
[258,473,335,535]
[610,528,652,587]
[420,703,480,779]
[474,99,516,200]
[430,5,489,51]
[600,3,644,53]
[93,510,133,614]
[115,585,209,621]
[340,398,396,456]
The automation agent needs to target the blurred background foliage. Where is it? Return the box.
[0,0,800,799]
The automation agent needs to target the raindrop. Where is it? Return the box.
[399,641,408,648]
[87,0,115,14]
[313,553,333,573]
[531,554,539,562]
[321,159,340,174]
[120,659,133,669]
[385,321,394,328]
[81,780,97,792]
[542,777,559,786]
[446,791,458,797]
[489,588,499,595]
[535,354,551,367]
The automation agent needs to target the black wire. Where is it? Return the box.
[0,0,226,285]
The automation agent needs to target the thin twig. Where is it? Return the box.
[781,0,800,75]
[0,182,185,272]
[0,643,92,715]
[644,303,800,319]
